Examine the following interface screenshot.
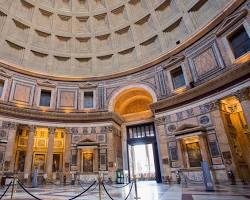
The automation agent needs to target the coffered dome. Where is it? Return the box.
[0,0,232,78]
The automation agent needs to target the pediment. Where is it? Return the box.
[0,67,11,78]
[79,82,97,89]
[163,55,185,69]
[175,124,206,136]
[216,9,248,36]
[175,124,197,132]
[77,138,97,145]
[37,79,56,88]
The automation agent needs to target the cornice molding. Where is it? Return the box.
[151,61,250,113]
[0,103,124,125]
[216,8,248,36]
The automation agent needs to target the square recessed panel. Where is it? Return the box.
[58,89,77,108]
[10,80,35,105]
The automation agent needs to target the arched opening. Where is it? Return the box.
[112,87,161,183]
[220,96,250,182]
[113,87,154,122]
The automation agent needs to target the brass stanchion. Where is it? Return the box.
[98,175,102,200]
[10,175,16,199]
[133,176,140,199]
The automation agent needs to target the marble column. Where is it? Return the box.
[24,126,36,180]
[235,87,250,139]
[199,134,210,164]
[77,149,81,172]
[4,122,18,172]
[63,129,72,175]
[46,127,55,180]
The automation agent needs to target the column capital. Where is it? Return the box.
[28,125,36,133]
[65,127,78,135]
[155,117,165,126]
[2,121,18,129]
[48,127,56,135]
[234,87,250,102]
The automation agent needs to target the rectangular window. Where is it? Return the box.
[0,80,4,98]
[39,90,51,107]
[84,91,94,108]
[228,26,250,59]
[171,67,186,89]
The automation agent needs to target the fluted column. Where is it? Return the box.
[46,127,55,180]
[63,128,72,175]
[4,122,18,172]
[24,125,36,180]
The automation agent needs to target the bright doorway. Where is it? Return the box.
[128,144,156,181]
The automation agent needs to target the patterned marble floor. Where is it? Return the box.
[1,181,250,200]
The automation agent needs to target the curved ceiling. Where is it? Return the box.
[114,88,153,121]
[0,0,232,78]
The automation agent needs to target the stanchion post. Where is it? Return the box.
[10,175,16,199]
[133,176,140,200]
[98,174,102,200]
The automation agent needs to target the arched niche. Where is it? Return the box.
[112,87,154,122]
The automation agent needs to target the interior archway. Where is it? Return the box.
[113,88,154,122]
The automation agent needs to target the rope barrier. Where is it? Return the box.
[102,181,134,200]
[68,180,96,200]
[17,180,42,200]
[16,179,96,200]
[0,181,12,200]
[78,181,98,197]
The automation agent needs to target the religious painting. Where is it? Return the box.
[82,152,93,172]
[33,154,45,172]
[17,151,26,172]
[52,154,61,172]
[186,142,202,167]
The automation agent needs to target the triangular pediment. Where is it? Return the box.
[216,9,248,36]
[163,55,185,69]
[0,67,11,78]
[37,79,56,88]
[77,138,98,146]
[79,82,97,89]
